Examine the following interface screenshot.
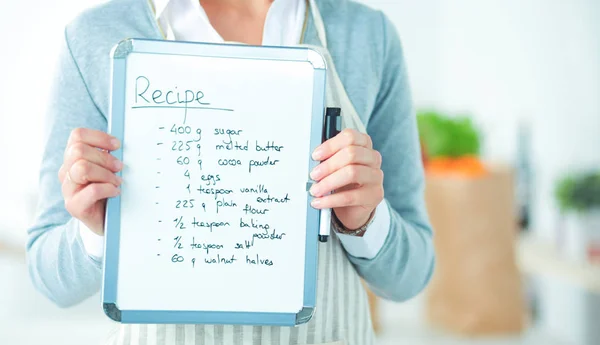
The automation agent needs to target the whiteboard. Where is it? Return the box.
[102,39,326,326]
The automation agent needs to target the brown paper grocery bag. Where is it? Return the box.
[424,166,527,335]
[361,280,381,333]
[367,288,380,333]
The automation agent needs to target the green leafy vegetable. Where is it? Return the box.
[555,172,600,213]
[417,110,481,158]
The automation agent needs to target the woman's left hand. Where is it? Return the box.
[309,129,384,230]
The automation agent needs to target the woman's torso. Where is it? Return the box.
[66,0,390,343]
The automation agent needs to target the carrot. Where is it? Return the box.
[425,155,487,177]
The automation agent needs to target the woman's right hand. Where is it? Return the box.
[58,128,123,235]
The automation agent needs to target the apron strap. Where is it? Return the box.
[308,0,328,48]
[305,0,367,133]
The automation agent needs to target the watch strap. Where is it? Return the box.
[331,210,376,237]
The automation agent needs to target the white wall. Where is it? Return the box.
[360,0,600,239]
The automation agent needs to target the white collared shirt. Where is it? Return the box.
[79,0,391,261]
[154,0,306,45]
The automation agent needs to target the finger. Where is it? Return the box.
[309,165,382,197]
[65,183,120,219]
[58,164,67,183]
[62,142,123,180]
[311,185,384,209]
[67,128,120,151]
[68,160,123,186]
[61,172,84,200]
[312,129,372,161]
[310,146,382,181]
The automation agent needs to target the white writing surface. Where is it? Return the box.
[116,52,316,313]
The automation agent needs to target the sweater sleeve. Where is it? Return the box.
[344,12,436,302]
[26,28,107,308]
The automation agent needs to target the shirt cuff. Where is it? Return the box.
[78,221,105,261]
[336,200,391,259]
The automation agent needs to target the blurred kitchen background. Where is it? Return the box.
[1,0,599,344]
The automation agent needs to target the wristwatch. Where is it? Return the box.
[331,210,376,237]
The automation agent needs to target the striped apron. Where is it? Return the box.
[105,0,375,343]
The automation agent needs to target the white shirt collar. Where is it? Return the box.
[151,0,300,19]
[152,0,170,19]
[150,0,305,46]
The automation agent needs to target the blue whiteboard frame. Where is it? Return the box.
[102,38,327,326]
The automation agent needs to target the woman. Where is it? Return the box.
[27,0,435,344]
